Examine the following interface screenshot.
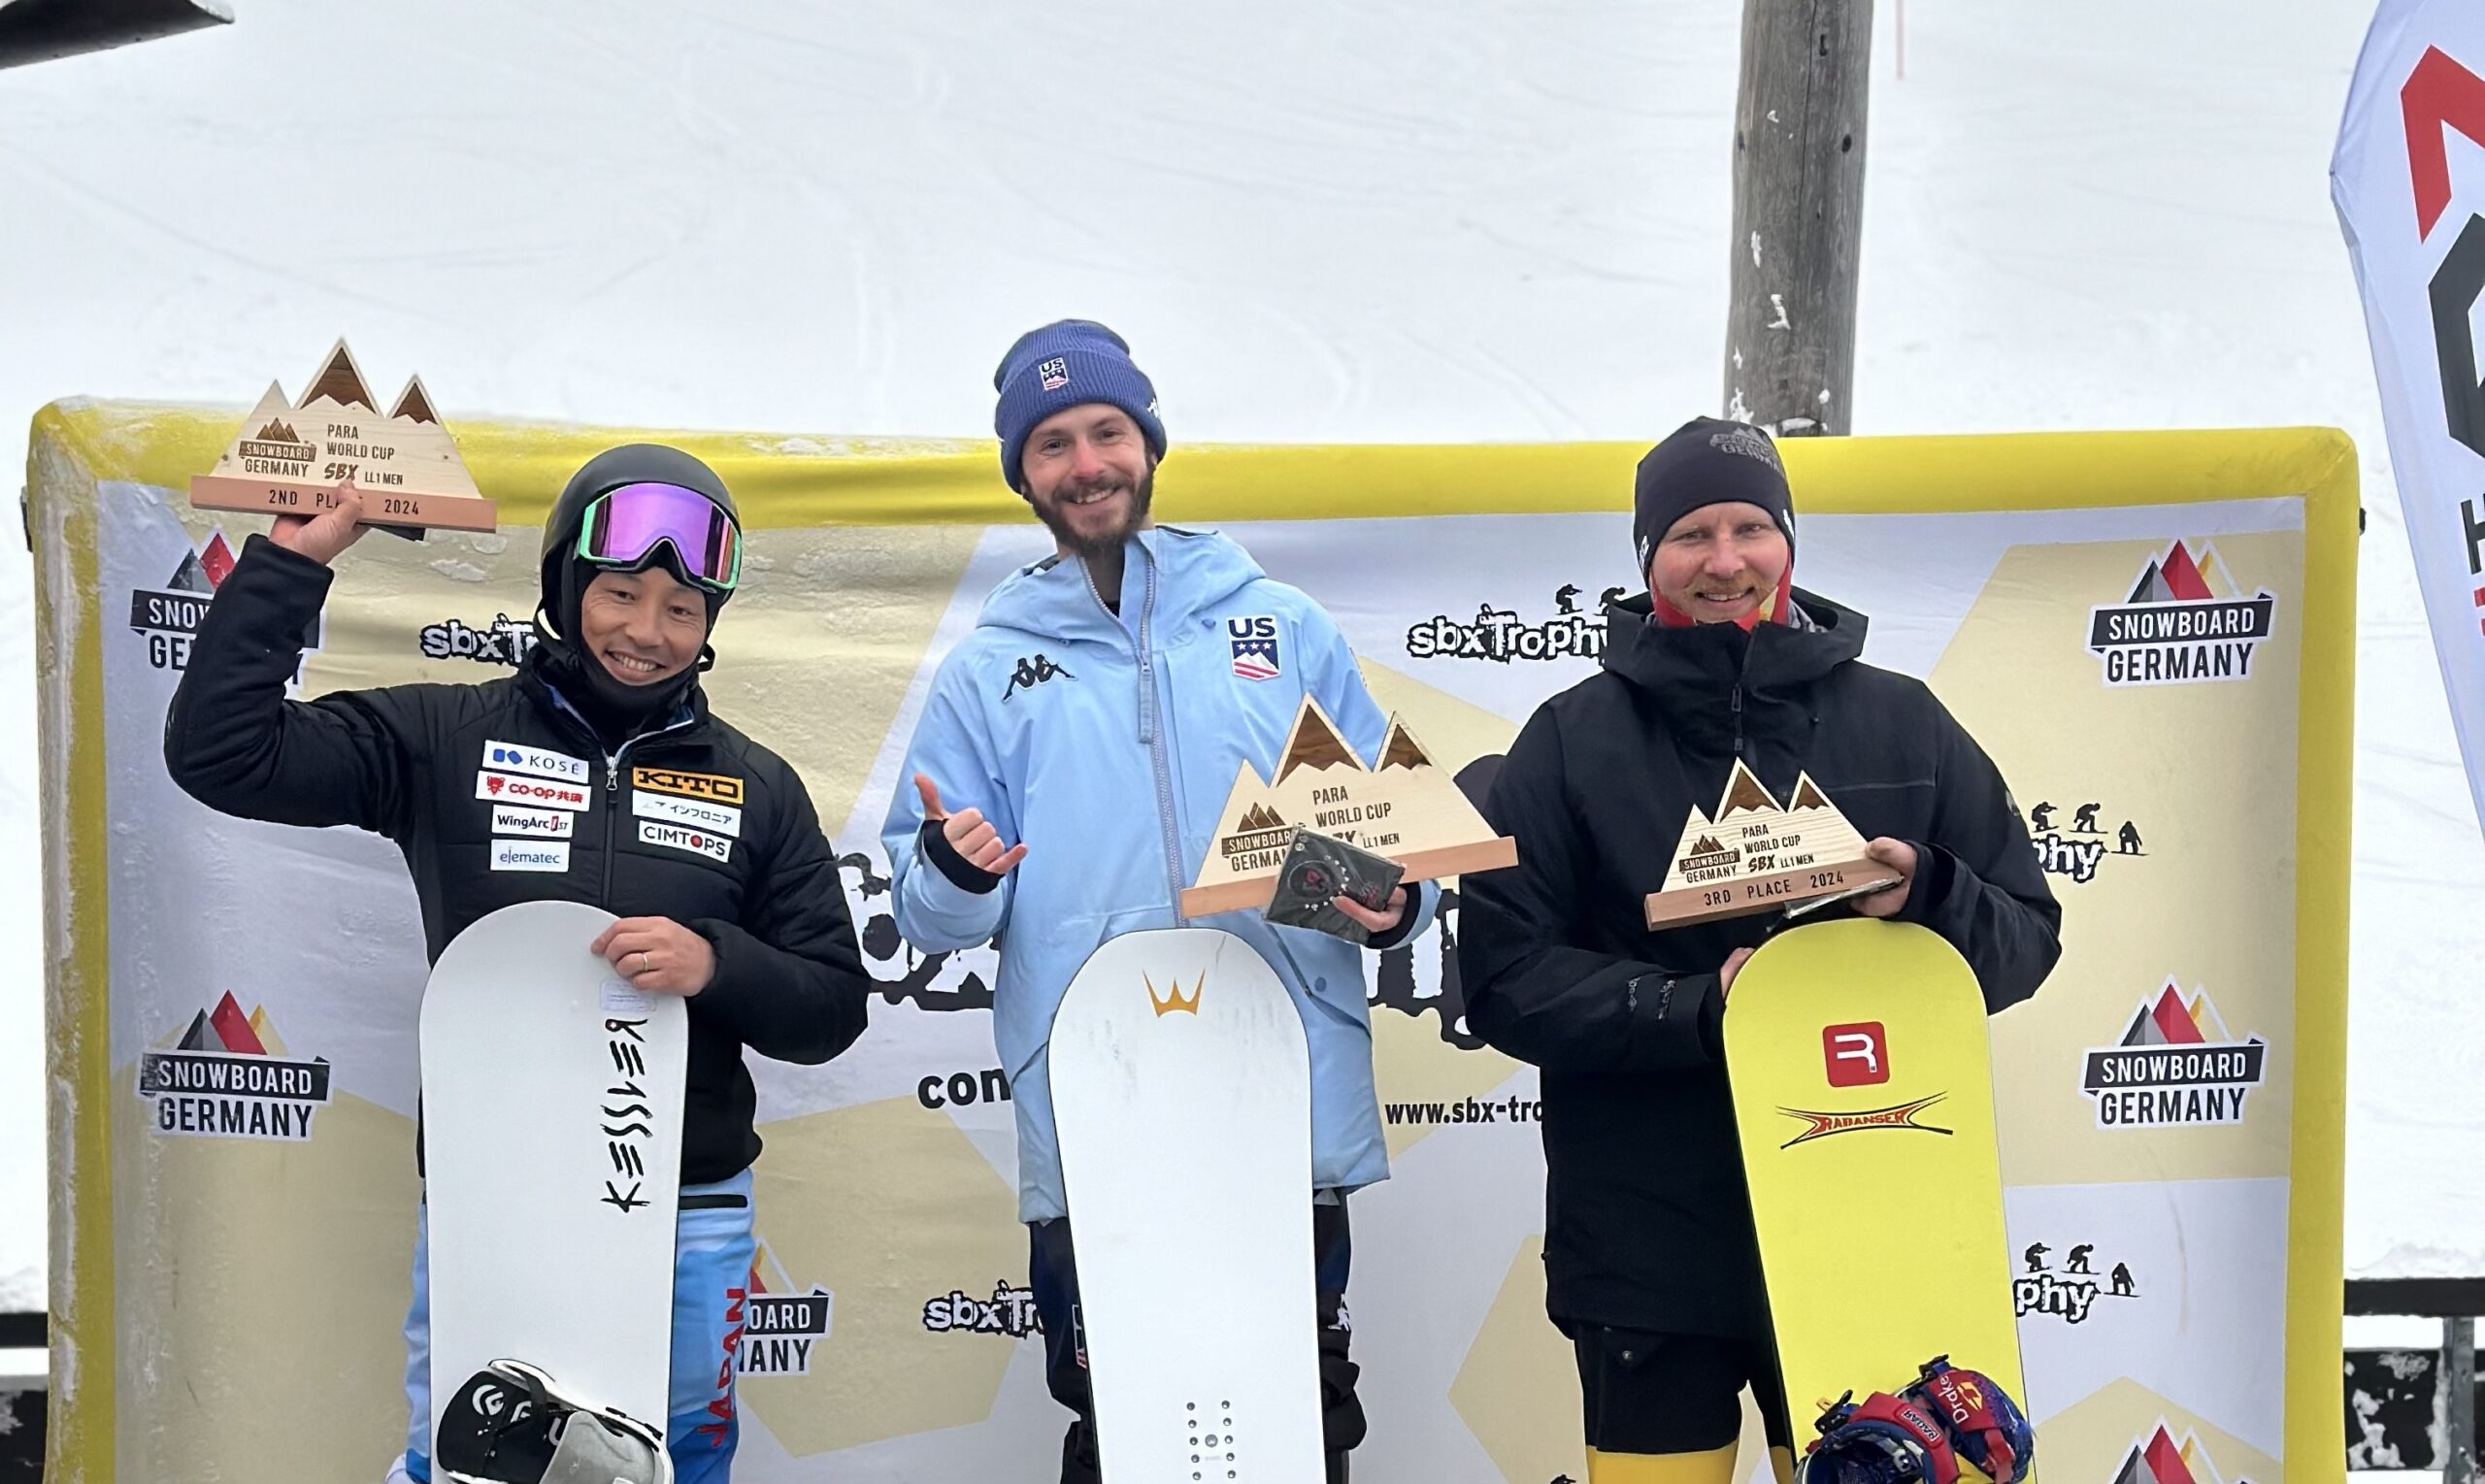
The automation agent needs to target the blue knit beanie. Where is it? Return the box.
[992,319,1168,493]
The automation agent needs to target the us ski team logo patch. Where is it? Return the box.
[2086,540,2276,687]
[1228,615,1282,680]
[2080,981,2267,1128]
[1039,356,1070,391]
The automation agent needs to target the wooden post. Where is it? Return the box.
[1723,0,1874,437]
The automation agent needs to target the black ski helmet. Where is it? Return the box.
[537,444,741,643]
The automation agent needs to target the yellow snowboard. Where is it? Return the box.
[1724,918,2028,1468]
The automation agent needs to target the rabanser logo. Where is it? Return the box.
[2080,981,2267,1129]
[137,991,332,1140]
[2086,541,2276,687]
[1775,1093,1950,1149]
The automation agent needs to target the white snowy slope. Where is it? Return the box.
[0,0,2467,1324]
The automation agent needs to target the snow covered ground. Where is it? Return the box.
[0,0,2468,1339]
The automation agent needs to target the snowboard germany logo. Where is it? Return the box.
[2086,540,2276,687]
[2080,981,2267,1128]
[137,991,332,1140]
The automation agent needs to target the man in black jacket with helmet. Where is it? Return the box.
[164,444,872,1484]
[1457,417,2059,1484]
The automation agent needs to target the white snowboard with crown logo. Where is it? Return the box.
[1049,927,1323,1483]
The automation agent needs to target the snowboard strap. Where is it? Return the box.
[1904,1357,2034,1484]
[1799,1391,1960,1484]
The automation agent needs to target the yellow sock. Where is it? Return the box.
[1584,1441,1740,1484]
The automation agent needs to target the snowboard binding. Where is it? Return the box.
[1902,1356,2035,1484]
[434,1358,673,1484]
[1798,1389,1960,1484]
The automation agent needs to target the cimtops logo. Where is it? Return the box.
[2026,796,2145,885]
[2087,541,2277,687]
[129,528,322,677]
[420,612,539,668]
[2013,1237,2138,1325]
[921,1280,1042,1339]
[2080,981,2268,1130]
[137,991,333,1140]
[1406,584,1623,664]
[738,1240,833,1377]
[2110,1422,2254,1484]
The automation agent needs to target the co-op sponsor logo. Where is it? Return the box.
[2080,981,2267,1128]
[477,771,593,810]
[1406,585,1623,664]
[2086,541,2276,687]
[137,992,332,1140]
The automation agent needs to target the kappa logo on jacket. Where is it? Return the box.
[1002,652,1076,702]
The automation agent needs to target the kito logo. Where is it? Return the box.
[419,612,537,667]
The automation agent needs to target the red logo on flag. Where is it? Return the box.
[1822,1021,1890,1087]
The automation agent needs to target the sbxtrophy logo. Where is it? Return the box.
[418,612,538,668]
[2086,541,2276,687]
[127,527,322,676]
[921,1281,1043,1338]
[2080,981,2268,1129]
[2110,1422,2253,1484]
[136,991,333,1139]
[2027,796,2146,884]
[1775,1093,1950,1149]
[2013,1237,2138,1326]
[1405,584,1622,664]
[739,1242,833,1376]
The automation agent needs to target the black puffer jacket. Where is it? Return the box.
[1456,591,2059,1339]
[163,535,872,1184]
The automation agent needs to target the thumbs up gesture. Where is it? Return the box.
[914,774,1028,876]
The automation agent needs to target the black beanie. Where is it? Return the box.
[1631,416,1797,578]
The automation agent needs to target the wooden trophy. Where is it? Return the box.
[1180,695,1516,917]
[189,340,495,535]
[1642,760,1900,928]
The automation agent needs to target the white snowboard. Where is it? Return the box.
[1049,927,1323,1484]
[419,900,688,1454]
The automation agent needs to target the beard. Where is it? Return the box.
[1033,463,1155,561]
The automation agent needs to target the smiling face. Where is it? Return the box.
[577,566,709,686]
[1020,403,1156,559]
[1648,501,1792,624]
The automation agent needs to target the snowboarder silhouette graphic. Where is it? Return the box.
[2110,1263,2136,1297]
[2030,802,2056,831]
[2118,821,2143,855]
[2067,1243,2093,1274]
[2024,1241,2049,1273]
[1555,583,1581,614]
[2073,803,2102,833]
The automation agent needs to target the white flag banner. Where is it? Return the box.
[2336,0,2485,833]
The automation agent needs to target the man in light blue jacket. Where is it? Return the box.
[883,319,1436,1484]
